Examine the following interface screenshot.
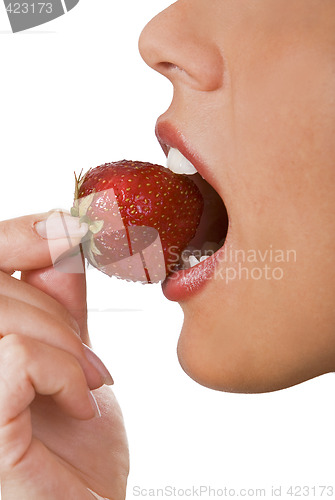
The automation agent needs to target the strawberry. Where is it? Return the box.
[71,160,204,283]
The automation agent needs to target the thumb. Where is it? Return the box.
[21,256,90,344]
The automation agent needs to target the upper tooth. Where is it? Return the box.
[201,241,221,254]
[167,148,197,175]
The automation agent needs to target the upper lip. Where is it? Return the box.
[155,120,220,194]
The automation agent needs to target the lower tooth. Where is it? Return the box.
[189,255,200,268]
[180,246,218,270]
[179,249,192,269]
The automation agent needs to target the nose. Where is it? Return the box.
[138,1,224,92]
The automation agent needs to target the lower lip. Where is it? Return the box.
[161,243,227,302]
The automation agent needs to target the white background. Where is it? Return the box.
[1,1,335,499]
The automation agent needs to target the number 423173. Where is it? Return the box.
[6,3,53,14]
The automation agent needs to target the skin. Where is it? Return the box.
[1,1,334,496]
[0,214,129,499]
[139,0,335,392]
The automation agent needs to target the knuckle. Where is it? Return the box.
[0,409,31,474]
[0,337,33,432]
[0,334,30,369]
[0,220,11,246]
[0,222,15,273]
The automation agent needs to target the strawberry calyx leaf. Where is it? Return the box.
[72,169,105,267]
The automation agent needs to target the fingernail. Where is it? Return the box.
[35,212,89,240]
[88,390,101,418]
[83,344,114,386]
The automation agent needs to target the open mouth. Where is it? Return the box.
[169,151,229,271]
[156,122,229,280]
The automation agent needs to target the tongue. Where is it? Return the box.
[187,174,228,249]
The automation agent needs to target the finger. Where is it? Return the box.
[0,334,101,474]
[0,334,98,425]
[0,295,113,389]
[21,256,89,344]
[0,271,81,336]
[0,212,88,274]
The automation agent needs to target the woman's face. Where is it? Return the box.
[139,0,335,392]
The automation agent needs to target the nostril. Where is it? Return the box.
[157,62,179,72]
[156,61,188,81]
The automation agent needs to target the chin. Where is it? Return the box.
[176,311,333,394]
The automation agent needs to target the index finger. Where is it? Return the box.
[0,212,88,274]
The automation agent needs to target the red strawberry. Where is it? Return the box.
[71,160,204,283]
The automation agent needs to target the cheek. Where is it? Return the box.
[232,44,335,207]
[229,44,335,313]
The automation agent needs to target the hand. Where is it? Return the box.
[0,212,129,500]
